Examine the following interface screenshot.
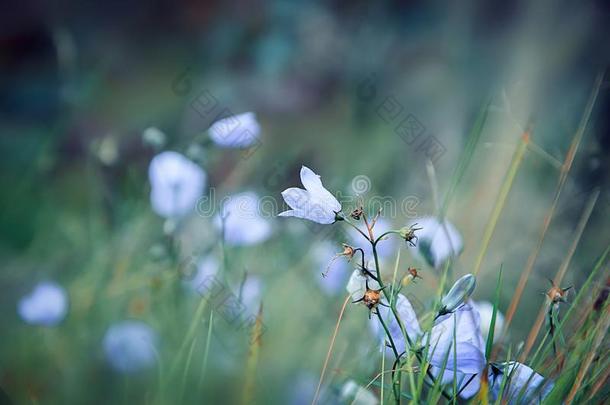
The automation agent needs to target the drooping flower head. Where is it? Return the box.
[102,320,158,373]
[488,361,554,404]
[428,301,487,399]
[371,293,486,399]
[148,151,207,219]
[407,217,463,269]
[208,112,261,148]
[279,166,341,224]
[215,192,272,246]
[18,281,69,327]
[346,269,379,303]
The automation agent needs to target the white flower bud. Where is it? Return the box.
[440,274,476,315]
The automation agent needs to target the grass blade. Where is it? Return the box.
[486,266,503,360]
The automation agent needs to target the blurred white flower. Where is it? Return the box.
[238,274,263,309]
[340,380,379,405]
[148,151,207,219]
[290,372,334,405]
[440,274,476,315]
[215,192,272,246]
[312,242,349,295]
[428,301,486,399]
[103,320,158,373]
[18,281,68,326]
[371,293,422,354]
[142,126,166,149]
[408,217,463,269]
[489,361,554,404]
[279,166,341,224]
[472,300,505,344]
[208,112,261,148]
[186,256,219,292]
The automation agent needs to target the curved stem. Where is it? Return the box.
[373,230,402,246]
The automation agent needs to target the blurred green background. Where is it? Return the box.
[1,0,609,403]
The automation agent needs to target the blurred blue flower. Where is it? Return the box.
[103,320,158,373]
[279,166,341,224]
[312,242,349,295]
[208,112,261,148]
[489,361,554,404]
[215,192,272,246]
[148,151,207,219]
[408,217,463,269]
[17,281,68,327]
[371,293,422,354]
[472,300,505,344]
[348,217,396,260]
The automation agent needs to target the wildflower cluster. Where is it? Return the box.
[279,166,556,404]
[16,113,268,374]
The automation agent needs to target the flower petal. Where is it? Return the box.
[371,293,422,354]
[299,166,341,213]
[281,188,311,211]
[300,166,324,191]
[489,362,554,404]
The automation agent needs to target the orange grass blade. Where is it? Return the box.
[565,303,610,404]
[519,189,599,362]
[311,294,351,405]
[502,72,604,334]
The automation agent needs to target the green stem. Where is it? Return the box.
[373,230,402,246]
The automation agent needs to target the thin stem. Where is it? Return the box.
[343,216,371,241]
[373,230,401,246]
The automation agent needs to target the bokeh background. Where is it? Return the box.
[1,1,609,403]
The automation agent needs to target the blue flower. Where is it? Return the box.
[428,301,486,399]
[103,320,158,373]
[148,151,207,219]
[408,217,463,269]
[209,112,261,148]
[488,361,554,404]
[215,192,272,246]
[17,281,68,327]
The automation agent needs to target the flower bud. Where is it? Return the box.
[439,274,476,315]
